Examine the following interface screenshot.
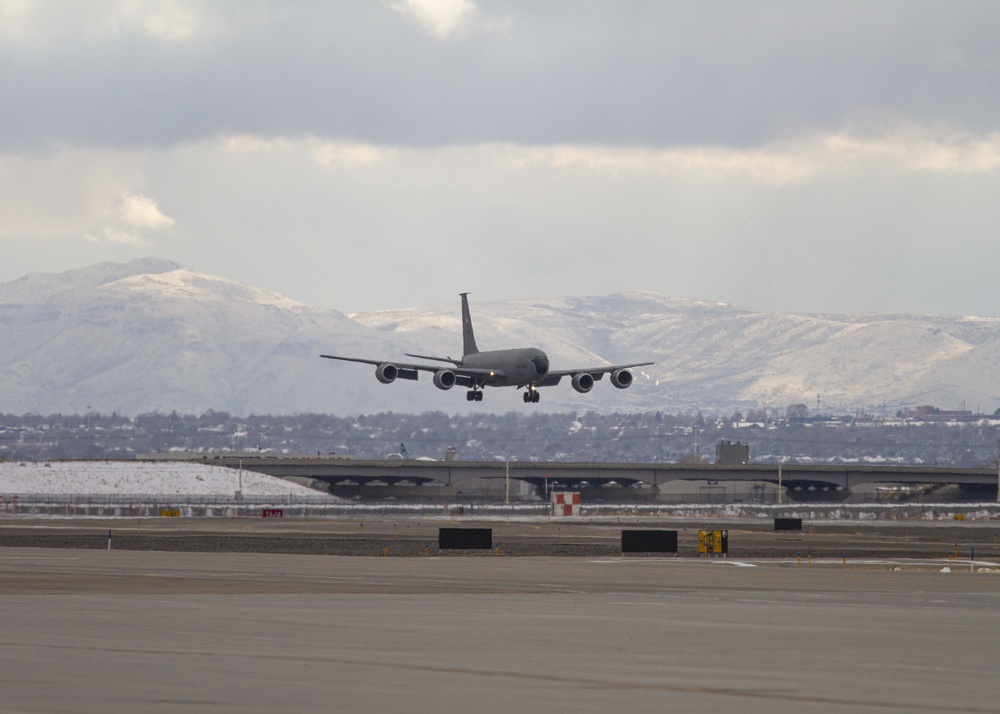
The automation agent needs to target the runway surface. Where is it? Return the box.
[3,546,999,713]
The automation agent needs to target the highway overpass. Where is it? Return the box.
[157,455,1000,502]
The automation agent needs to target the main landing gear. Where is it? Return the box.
[466,389,483,402]
[523,388,540,403]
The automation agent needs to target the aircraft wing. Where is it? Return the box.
[539,362,654,386]
[320,354,505,381]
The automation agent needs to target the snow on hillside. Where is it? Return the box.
[94,265,308,312]
[0,461,327,496]
[0,258,378,416]
[0,258,180,305]
[1,258,998,416]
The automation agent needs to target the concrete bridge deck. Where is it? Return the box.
[167,455,999,500]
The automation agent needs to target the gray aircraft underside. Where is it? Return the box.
[321,293,653,403]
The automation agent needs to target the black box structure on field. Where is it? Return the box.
[774,518,803,532]
[621,530,679,553]
[439,528,493,550]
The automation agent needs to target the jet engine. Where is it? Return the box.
[375,363,399,384]
[571,372,595,393]
[610,368,634,389]
[433,369,457,390]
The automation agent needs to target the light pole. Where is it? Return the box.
[777,458,784,505]
[505,460,510,505]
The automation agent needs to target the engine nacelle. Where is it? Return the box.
[610,368,634,389]
[375,363,399,384]
[433,369,457,390]
[571,372,595,394]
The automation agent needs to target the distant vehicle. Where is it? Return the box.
[322,293,653,404]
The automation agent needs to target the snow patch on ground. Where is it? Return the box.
[0,461,324,496]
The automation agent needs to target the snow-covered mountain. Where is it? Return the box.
[1,258,998,416]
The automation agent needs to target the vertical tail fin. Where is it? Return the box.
[460,292,479,356]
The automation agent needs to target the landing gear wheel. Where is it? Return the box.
[468,389,484,402]
[524,389,541,403]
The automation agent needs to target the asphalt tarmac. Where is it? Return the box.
[3,540,1000,713]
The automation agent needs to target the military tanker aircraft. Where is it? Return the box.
[321,293,653,403]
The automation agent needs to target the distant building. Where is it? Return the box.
[716,440,749,465]
[901,405,974,420]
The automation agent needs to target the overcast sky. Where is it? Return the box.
[2,1,999,316]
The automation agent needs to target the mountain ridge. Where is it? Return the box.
[1,258,998,416]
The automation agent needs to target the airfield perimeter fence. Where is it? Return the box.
[3,493,1000,521]
[0,493,550,518]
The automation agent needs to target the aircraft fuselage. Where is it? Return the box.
[463,347,550,387]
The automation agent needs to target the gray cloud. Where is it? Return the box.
[2,2,999,319]
[2,2,999,150]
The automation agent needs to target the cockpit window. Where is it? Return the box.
[532,356,550,376]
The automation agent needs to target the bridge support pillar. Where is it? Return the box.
[782,481,851,503]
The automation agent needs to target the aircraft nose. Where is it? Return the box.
[532,356,549,377]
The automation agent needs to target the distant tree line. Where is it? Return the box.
[2,409,998,468]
